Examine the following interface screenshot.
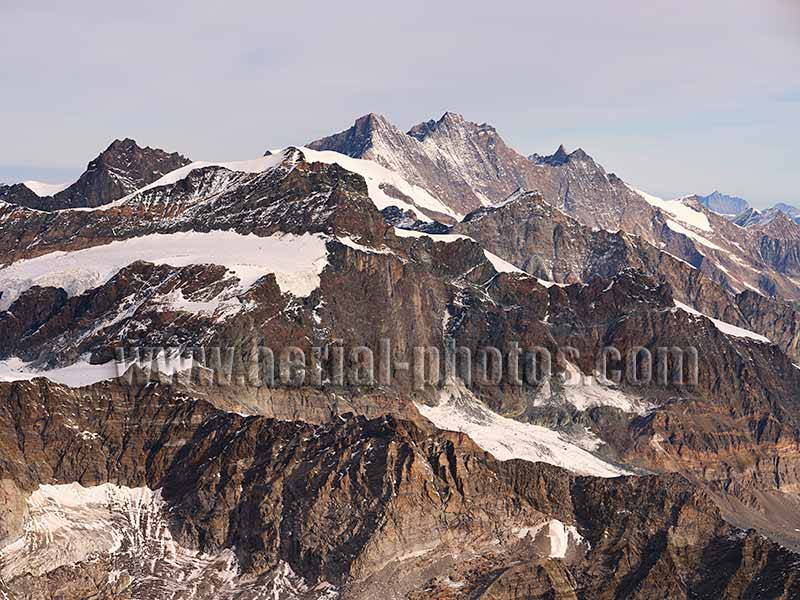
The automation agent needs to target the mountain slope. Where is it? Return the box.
[2,124,800,597]
[309,112,553,217]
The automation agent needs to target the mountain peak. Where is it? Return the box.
[699,190,750,217]
[406,111,488,141]
[757,209,800,239]
[0,138,190,211]
[353,112,391,130]
[439,111,466,125]
[106,137,139,151]
[307,113,400,158]
[531,144,579,166]
[773,202,800,219]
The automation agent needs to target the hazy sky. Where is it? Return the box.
[2,0,798,207]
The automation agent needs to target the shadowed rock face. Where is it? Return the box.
[0,138,190,210]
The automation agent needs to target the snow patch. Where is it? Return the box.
[664,219,722,251]
[674,301,771,343]
[300,147,459,221]
[561,362,654,415]
[533,519,587,559]
[415,379,630,477]
[22,180,71,197]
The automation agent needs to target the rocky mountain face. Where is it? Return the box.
[451,190,800,359]
[2,379,798,599]
[0,138,190,211]
[310,113,800,302]
[308,112,555,218]
[2,117,800,598]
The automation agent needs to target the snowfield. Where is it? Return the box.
[560,362,654,415]
[0,231,330,311]
[415,379,630,477]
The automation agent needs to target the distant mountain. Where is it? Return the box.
[0,139,190,210]
[734,204,800,228]
[775,202,800,221]
[309,113,666,242]
[308,112,547,217]
[699,191,750,216]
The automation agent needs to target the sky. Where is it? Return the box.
[1,0,798,208]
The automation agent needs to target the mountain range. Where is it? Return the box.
[1,113,800,599]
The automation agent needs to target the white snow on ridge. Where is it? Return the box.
[70,145,457,224]
[392,228,470,242]
[628,185,712,232]
[483,250,526,274]
[74,153,292,212]
[22,180,71,197]
[0,231,329,311]
[664,219,722,251]
[136,154,288,194]
[392,227,529,276]
[674,301,771,343]
[300,147,460,222]
[416,379,630,477]
[0,356,122,387]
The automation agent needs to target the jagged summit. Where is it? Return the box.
[406,111,497,141]
[530,144,592,166]
[0,138,190,211]
[309,111,551,215]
